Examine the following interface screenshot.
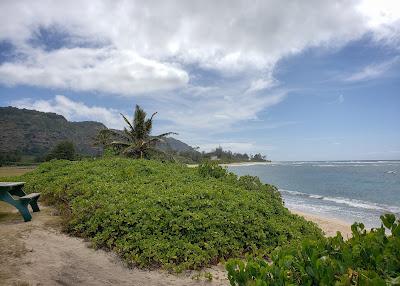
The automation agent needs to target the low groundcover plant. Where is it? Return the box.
[7,158,321,272]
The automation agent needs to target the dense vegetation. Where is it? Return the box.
[175,146,268,164]
[226,214,400,285]
[0,150,22,166]
[45,141,76,161]
[9,158,321,271]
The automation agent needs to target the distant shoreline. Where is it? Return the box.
[187,161,270,168]
[219,161,270,167]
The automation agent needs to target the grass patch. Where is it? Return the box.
[6,158,322,271]
[0,166,36,177]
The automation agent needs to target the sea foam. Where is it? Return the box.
[279,189,400,214]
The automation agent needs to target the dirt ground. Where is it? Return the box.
[0,202,229,286]
[0,197,353,286]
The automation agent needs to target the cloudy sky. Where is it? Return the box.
[0,0,399,160]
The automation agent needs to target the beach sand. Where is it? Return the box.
[291,209,352,238]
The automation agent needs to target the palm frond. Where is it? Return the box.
[145,112,158,134]
[155,132,178,139]
[121,113,135,132]
[144,137,162,146]
[149,112,158,121]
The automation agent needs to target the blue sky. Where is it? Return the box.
[0,0,399,160]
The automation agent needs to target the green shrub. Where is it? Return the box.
[45,141,76,161]
[8,158,321,271]
[226,214,400,285]
[198,160,228,179]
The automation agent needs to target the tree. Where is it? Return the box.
[110,105,177,159]
[93,129,113,149]
[251,153,266,162]
[215,146,223,158]
[0,151,22,166]
[46,141,76,161]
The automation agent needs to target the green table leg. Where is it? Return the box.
[9,185,40,212]
[29,195,40,212]
[0,192,32,222]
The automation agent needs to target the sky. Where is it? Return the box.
[0,0,399,161]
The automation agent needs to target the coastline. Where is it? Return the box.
[291,209,352,238]
[219,161,270,167]
[187,161,270,168]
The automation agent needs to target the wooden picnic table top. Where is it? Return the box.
[0,182,25,190]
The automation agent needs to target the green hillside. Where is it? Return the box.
[0,107,194,163]
[0,106,105,157]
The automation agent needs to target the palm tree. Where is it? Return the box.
[110,105,177,159]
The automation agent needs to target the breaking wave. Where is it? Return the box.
[279,189,400,214]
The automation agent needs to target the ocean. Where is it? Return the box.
[227,161,400,228]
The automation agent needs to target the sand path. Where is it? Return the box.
[0,201,353,286]
[0,203,228,286]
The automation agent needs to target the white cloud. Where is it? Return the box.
[155,90,288,133]
[246,75,278,93]
[1,0,400,138]
[357,0,400,45]
[11,95,123,129]
[0,0,399,95]
[345,57,399,82]
[338,94,344,104]
[0,48,188,95]
[357,0,400,29]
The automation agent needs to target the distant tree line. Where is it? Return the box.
[0,141,78,166]
[0,151,22,166]
[163,146,268,164]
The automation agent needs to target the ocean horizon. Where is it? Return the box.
[228,160,400,228]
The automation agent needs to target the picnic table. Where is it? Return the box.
[0,182,40,222]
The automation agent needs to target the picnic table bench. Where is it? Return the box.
[0,182,40,222]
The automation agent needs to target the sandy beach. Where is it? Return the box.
[291,209,352,238]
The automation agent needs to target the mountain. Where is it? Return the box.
[0,107,194,160]
[0,107,106,157]
[156,137,194,153]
